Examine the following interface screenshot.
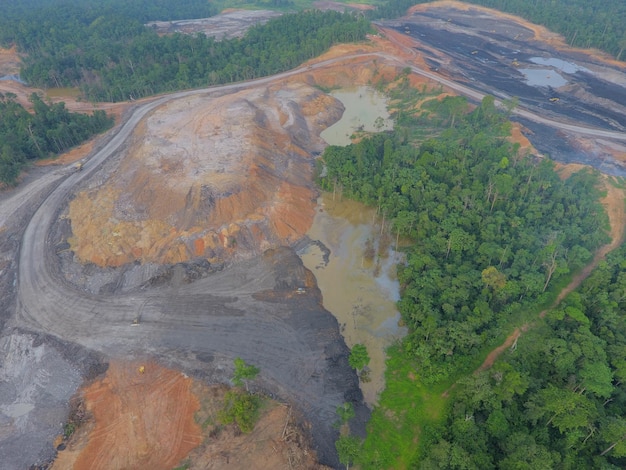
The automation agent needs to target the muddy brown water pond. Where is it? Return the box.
[301,196,406,406]
[320,86,393,146]
[302,87,404,405]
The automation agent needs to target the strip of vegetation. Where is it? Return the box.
[318,72,610,467]
[368,0,626,61]
[218,357,262,433]
[0,92,113,185]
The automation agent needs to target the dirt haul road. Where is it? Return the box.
[8,63,375,469]
[4,17,626,467]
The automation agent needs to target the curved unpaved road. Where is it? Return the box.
[10,64,372,468]
[9,46,626,467]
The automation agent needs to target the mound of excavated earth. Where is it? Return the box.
[52,360,328,470]
[67,83,341,268]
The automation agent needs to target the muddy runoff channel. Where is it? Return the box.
[302,86,405,405]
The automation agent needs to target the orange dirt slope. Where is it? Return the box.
[52,361,203,470]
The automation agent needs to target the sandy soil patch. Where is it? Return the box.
[187,384,328,469]
[508,122,536,155]
[0,46,21,75]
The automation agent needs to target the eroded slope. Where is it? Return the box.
[67,83,341,267]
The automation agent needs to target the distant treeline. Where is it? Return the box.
[0,1,369,102]
[369,0,626,60]
[0,93,113,184]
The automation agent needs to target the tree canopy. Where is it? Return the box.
[319,91,608,385]
[0,3,369,102]
[0,92,113,184]
[418,243,626,468]
[318,73,612,468]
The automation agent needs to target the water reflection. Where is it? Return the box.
[518,68,568,88]
[320,86,393,146]
[530,57,590,75]
[300,195,406,405]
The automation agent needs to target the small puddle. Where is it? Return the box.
[46,87,82,99]
[301,195,406,405]
[320,86,393,146]
[518,67,568,88]
[530,57,590,75]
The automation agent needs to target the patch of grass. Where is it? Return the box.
[314,83,341,94]
[218,389,262,433]
[360,344,449,469]
[63,422,77,439]
[606,175,626,189]
[358,270,580,469]
[201,415,215,429]
[173,461,190,470]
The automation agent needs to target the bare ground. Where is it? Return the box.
[2,5,626,469]
[52,360,326,470]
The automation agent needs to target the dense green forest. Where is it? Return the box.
[0,1,369,102]
[0,93,112,184]
[320,89,608,384]
[0,1,367,182]
[417,243,626,468]
[369,0,626,60]
[322,75,615,468]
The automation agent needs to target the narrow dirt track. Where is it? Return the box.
[476,179,626,373]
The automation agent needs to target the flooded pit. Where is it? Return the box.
[518,67,568,88]
[320,86,393,146]
[301,195,406,405]
[304,86,403,405]
[529,57,590,75]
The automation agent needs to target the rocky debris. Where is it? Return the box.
[0,333,100,470]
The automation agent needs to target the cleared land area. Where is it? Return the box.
[1,3,626,469]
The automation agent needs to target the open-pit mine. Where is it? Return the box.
[1,2,626,469]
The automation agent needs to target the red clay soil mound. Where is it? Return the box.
[52,361,203,470]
